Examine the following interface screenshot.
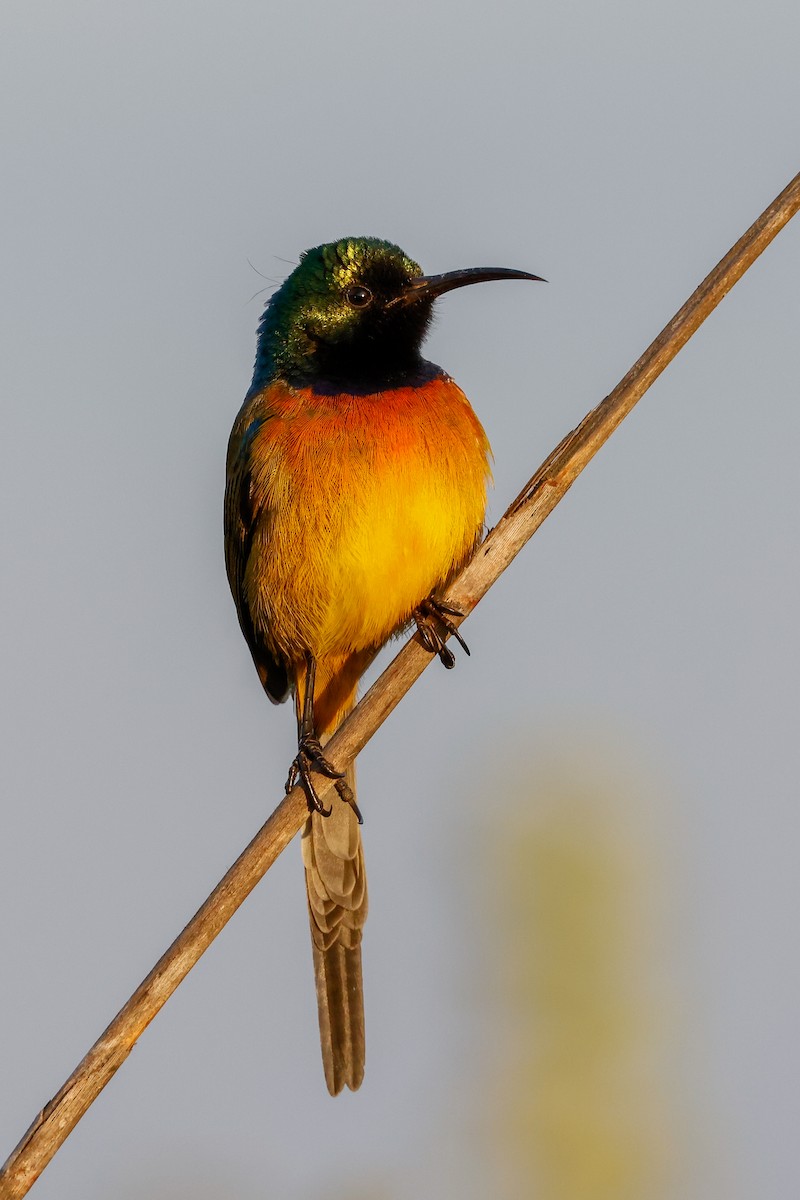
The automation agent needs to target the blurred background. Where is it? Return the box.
[2,2,799,1196]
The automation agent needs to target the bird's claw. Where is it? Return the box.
[286,735,362,821]
[286,735,346,817]
[412,597,470,668]
[334,774,364,825]
[286,753,331,816]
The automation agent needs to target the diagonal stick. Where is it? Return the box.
[2,168,799,1200]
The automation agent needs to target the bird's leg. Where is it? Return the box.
[412,597,471,669]
[286,653,361,820]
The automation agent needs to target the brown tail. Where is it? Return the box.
[301,755,367,1094]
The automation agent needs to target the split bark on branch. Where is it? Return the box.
[2,168,799,1200]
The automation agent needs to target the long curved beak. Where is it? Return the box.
[396,265,545,305]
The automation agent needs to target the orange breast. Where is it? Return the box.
[242,374,491,665]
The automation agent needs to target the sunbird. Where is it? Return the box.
[224,237,542,1094]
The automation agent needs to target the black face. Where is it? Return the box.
[300,252,437,389]
[253,236,543,393]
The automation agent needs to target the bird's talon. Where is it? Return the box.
[335,777,363,824]
[450,627,470,656]
[416,622,438,654]
[309,792,333,818]
[438,645,456,669]
[287,747,335,817]
[428,600,470,655]
[413,597,469,667]
[433,601,463,618]
[298,735,345,780]
[301,755,333,816]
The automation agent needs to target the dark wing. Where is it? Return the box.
[224,407,290,704]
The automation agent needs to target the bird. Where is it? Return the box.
[224,237,542,1094]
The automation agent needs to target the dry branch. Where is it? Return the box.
[2,168,799,1200]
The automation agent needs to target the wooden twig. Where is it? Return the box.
[2,168,799,1200]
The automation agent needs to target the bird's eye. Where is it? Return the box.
[345,284,373,308]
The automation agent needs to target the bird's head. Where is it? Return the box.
[253,236,543,393]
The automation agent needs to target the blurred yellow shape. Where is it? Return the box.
[489,764,675,1200]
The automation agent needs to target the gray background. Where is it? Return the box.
[2,1,799,1197]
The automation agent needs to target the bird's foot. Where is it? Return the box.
[412,597,470,669]
[286,736,362,822]
[286,735,342,817]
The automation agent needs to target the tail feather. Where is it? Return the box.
[301,760,367,1094]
